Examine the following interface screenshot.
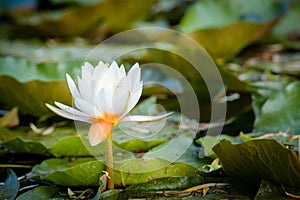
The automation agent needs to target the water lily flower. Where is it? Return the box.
[46,61,170,146]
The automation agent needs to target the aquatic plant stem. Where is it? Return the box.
[106,131,114,190]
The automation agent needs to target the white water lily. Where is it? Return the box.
[46,61,170,146]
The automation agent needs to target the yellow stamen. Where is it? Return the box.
[95,112,119,125]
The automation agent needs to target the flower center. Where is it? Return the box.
[95,112,119,126]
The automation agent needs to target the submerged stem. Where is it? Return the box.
[106,132,114,190]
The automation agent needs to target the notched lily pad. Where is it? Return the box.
[30,157,105,186]
[16,186,58,200]
[213,139,300,188]
[0,127,77,155]
[118,158,200,186]
[251,81,300,134]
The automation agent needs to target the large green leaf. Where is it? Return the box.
[30,157,201,187]
[142,47,249,121]
[16,186,58,200]
[31,157,105,186]
[0,127,78,155]
[270,1,300,41]
[251,81,300,133]
[0,53,184,116]
[179,0,282,33]
[188,21,262,61]
[0,126,136,160]
[0,57,76,116]
[12,0,155,37]
[213,139,300,188]
[117,158,199,186]
[179,0,281,60]
[248,81,289,118]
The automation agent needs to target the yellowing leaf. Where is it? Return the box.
[0,107,19,128]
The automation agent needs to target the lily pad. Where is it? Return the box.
[251,81,300,133]
[117,158,199,186]
[0,126,78,155]
[0,57,76,116]
[16,186,58,200]
[213,139,300,188]
[31,157,105,186]
[30,156,201,187]
[179,0,282,60]
[12,0,155,37]
[196,134,241,157]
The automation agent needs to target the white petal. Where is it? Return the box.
[119,64,126,77]
[122,82,143,117]
[95,89,114,113]
[74,98,100,116]
[54,102,89,117]
[82,62,94,74]
[93,62,107,82]
[127,63,141,90]
[66,74,81,98]
[78,76,93,101]
[113,89,130,116]
[46,103,91,122]
[109,61,120,78]
[121,112,173,122]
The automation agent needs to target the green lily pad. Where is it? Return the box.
[248,81,289,118]
[117,158,199,186]
[271,1,300,41]
[13,0,155,37]
[0,126,78,155]
[31,157,105,186]
[126,176,203,192]
[179,0,281,60]
[0,57,76,116]
[251,81,300,133]
[113,123,179,152]
[0,126,136,160]
[213,139,300,188]
[30,156,201,187]
[113,97,195,152]
[188,21,263,60]
[196,134,241,157]
[16,186,58,200]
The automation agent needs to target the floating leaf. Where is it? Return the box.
[248,81,288,118]
[196,134,241,157]
[251,81,300,134]
[31,157,105,186]
[179,0,282,60]
[0,169,19,200]
[179,0,283,33]
[271,1,300,41]
[113,97,193,152]
[0,127,77,155]
[126,176,203,192]
[118,158,199,186]
[16,186,58,200]
[188,21,263,60]
[13,0,155,37]
[0,57,76,116]
[213,139,300,188]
